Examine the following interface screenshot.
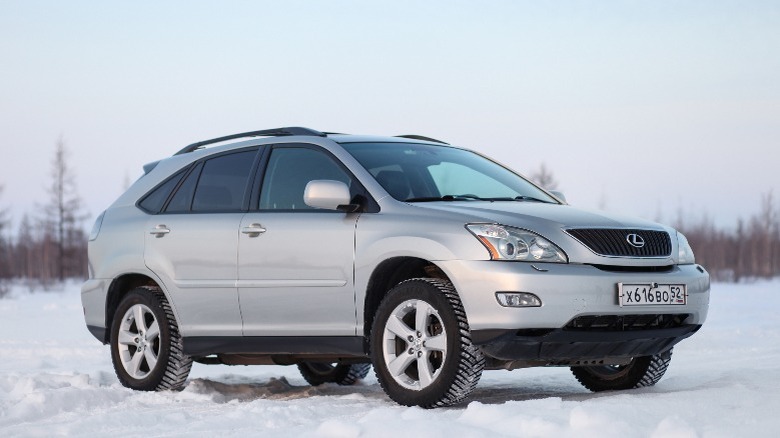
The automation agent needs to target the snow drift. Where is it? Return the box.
[1,280,779,437]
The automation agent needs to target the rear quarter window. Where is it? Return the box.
[137,169,187,214]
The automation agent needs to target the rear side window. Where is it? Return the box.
[192,150,257,212]
[165,163,202,213]
[138,169,186,214]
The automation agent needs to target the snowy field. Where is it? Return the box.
[1,280,778,437]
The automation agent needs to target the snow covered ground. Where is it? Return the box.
[1,280,778,437]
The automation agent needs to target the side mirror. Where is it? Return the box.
[304,180,358,212]
[550,190,567,203]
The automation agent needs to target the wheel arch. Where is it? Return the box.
[362,256,452,340]
[104,273,168,343]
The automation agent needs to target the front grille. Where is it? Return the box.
[564,314,690,332]
[566,228,672,257]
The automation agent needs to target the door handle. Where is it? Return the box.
[241,223,267,237]
[150,225,170,237]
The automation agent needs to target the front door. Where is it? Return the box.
[238,145,360,336]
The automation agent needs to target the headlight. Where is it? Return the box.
[677,232,695,264]
[467,224,567,263]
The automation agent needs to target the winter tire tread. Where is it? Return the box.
[571,348,673,392]
[371,278,485,408]
[111,286,192,392]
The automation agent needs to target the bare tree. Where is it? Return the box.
[44,137,87,281]
[0,184,6,228]
[530,163,559,191]
[0,184,10,295]
[0,184,7,240]
[15,214,35,281]
[751,191,778,277]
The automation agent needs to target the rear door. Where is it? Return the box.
[144,148,260,337]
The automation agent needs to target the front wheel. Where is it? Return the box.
[571,349,673,392]
[371,278,485,408]
[110,287,192,391]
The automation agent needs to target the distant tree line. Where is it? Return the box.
[0,139,87,294]
[675,192,780,282]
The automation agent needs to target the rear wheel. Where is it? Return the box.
[297,362,371,386]
[571,349,673,391]
[371,278,484,408]
[110,286,192,391]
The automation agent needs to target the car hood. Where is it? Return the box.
[410,201,664,230]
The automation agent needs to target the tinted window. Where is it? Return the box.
[165,163,202,213]
[259,147,351,210]
[138,169,186,213]
[192,150,257,212]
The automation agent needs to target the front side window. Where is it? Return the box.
[341,142,558,203]
[259,147,352,210]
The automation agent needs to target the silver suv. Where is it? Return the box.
[82,127,710,407]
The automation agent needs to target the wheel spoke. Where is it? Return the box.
[133,305,147,332]
[418,355,435,387]
[144,347,158,371]
[145,320,160,342]
[118,329,137,346]
[128,350,144,377]
[425,333,447,352]
[415,301,433,334]
[388,351,416,377]
[385,314,414,340]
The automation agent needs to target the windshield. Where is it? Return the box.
[340,142,558,203]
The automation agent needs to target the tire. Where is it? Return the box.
[571,348,673,392]
[110,286,192,391]
[370,278,485,408]
[297,362,371,386]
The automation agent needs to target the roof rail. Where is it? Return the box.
[174,127,326,155]
[395,134,449,145]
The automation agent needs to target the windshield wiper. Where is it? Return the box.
[404,195,483,202]
[513,195,555,203]
[457,196,554,203]
[404,195,555,203]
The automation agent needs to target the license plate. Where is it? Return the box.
[618,283,686,306]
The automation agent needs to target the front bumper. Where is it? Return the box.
[472,324,701,362]
[437,261,710,330]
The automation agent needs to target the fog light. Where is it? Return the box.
[496,292,542,307]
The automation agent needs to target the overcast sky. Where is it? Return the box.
[1,1,778,231]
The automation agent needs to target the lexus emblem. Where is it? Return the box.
[626,233,646,248]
